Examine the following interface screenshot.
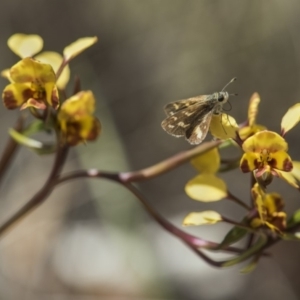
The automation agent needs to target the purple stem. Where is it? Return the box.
[0,116,24,185]
[0,145,69,236]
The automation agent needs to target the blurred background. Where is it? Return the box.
[0,0,300,299]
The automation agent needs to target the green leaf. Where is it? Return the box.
[217,225,248,249]
[240,256,259,273]
[287,209,300,228]
[9,128,56,155]
[221,234,267,267]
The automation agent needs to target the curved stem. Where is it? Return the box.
[0,116,24,186]
[227,192,251,210]
[119,140,222,182]
[56,171,247,253]
[0,145,69,236]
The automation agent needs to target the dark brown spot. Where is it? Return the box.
[2,90,18,109]
[283,158,293,172]
[240,159,250,173]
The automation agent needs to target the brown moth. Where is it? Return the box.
[161,78,237,145]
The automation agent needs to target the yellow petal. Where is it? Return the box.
[248,92,260,126]
[250,218,263,228]
[35,51,70,90]
[1,69,12,82]
[190,148,220,173]
[2,82,32,109]
[79,115,96,139]
[264,193,284,215]
[10,58,56,84]
[281,103,300,135]
[44,82,59,108]
[240,152,260,172]
[277,171,299,188]
[291,161,300,181]
[210,113,238,140]
[8,34,43,58]
[239,124,266,140]
[183,211,222,226]
[269,151,293,171]
[255,193,266,221]
[63,37,98,62]
[59,90,95,118]
[242,131,288,153]
[185,174,227,202]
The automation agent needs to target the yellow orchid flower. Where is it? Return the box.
[57,90,101,146]
[240,131,293,185]
[250,184,286,232]
[2,57,59,110]
[3,34,98,91]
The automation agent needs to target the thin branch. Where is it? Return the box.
[120,140,221,182]
[0,145,69,236]
[60,140,222,184]
[227,191,252,210]
[56,170,247,254]
[0,116,24,185]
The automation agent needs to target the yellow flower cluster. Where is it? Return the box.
[1,34,100,146]
[183,92,300,249]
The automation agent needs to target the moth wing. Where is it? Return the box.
[161,102,203,137]
[185,110,213,145]
[164,95,210,116]
[161,101,215,138]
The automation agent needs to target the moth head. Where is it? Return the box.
[218,91,229,103]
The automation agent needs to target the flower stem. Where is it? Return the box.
[0,145,69,236]
[119,140,222,182]
[0,116,24,186]
[227,192,251,210]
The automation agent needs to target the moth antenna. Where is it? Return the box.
[221,77,237,92]
[223,100,232,112]
[230,93,238,96]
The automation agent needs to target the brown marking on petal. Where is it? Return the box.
[63,122,82,146]
[270,157,293,172]
[2,90,19,109]
[271,213,286,231]
[51,90,59,110]
[22,88,33,100]
[283,159,293,172]
[87,119,101,141]
[240,159,251,173]
[273,195,284,211]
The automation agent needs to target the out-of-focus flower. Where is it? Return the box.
[240,131,293,186]
[209,113,238,140]
[250,184,286,232]
[7,33,43,58]
[57,90,101,146]
[239,93,266,140]
[2,57,59,110]
[3,34,98,91]
[185,148,227,202]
